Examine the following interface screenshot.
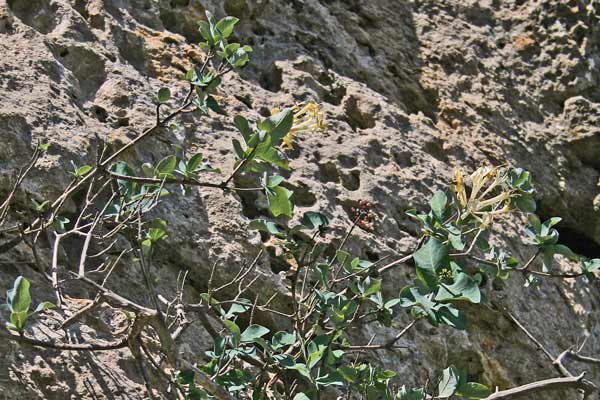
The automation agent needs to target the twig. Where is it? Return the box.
[566,351,600,366]
[345,320,416,350]
[107,171,262,192]
[483,374,594,399]
[0,330,127,351]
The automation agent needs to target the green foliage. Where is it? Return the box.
[70,161,93,179]
[2,10,598,400]
[157,87,171,103]
[437,366,491,399]
[31,198,49,212]
[141,219,168,256]
[5,276,54,333]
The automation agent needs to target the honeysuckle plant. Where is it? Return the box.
[4,276,54,333]
[271,102,326,149]
[0,10,599,400]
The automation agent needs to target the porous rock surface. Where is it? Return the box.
[0,0,599,398]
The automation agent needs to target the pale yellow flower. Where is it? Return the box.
[453,166,513,223]
[271,102,325,149]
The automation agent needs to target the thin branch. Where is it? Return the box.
[345,320,416,350]
[528,270,585,279]
[503,310,557,365]
[107,171,262,192]
[516,251,540,271]
[483,374,594,400]
[0,330,127,351]
[377,253,413,274]
[567,351,600,366]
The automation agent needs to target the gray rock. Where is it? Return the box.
[0,0,599,398]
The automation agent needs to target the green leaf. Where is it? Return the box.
[198,20,214,45]
[545,217,562,228]
[449,233,465,250]
[254,144,290,170]
[228,47,252,68]
[400,286,438,324]
[438,366,460,398]
[206,96,220,113]
[316,371,345,387]
[583,259,600,273]
[248,219,282,236]
[430,191,447,219]
[307,339,328,369]
[141,163,154,177]
[9,312,28,332]
[234,115,253,143]
[7,276,33,333]
[457,382,491,399]
[514,194,536,213]
[187,153,204,173]
[550,244,578,261]
[240,324,269,343]
[435,273,482,304]
[397,387,426,400]
[301,212,330,230]
[436,304,466,330]
[286,363,312,380]
[155,155,177,177]
[293,394,311,400]
[272,331,296,349]
[528,214,542,234]
[413,238,447,289]
[157,87,171,103]
[258,108,293,145]
[266,175,285,188]
[222,299,251,319]
[542,247,554,272]
[222,320,241,346]
[32,302,55,314]
[232,139,245,160]
[362,278,382,297]
[338,366,358,383]
[7,276,31,314]
[52,215,70,232]
[74,165,92,178]
[205,76,222,93]
[177,369,195,385]
[215,16,239,39]
[222,43,241,59]
[31,199,49,212]
[267,186,293,217]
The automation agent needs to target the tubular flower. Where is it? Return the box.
[272,102,325,149]
[453,166,514,224]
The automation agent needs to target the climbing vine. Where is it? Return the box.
[1,11,599,400]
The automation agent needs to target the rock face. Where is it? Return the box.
[0,0,599,398]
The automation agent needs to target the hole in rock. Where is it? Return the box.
[93,106,108,123]
[537,208,600,260]
[341,170,361,191]
[554,226,600,260]
[281,181,317,207]
[259,64,283,92]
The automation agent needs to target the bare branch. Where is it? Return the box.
[483,374,595,400]
[0,330,127,351]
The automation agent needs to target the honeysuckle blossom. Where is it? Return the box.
[271,102,325,149]
[453,166,513,224]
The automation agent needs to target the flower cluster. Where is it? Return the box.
[453,166,514,225]
[271,102,325,149]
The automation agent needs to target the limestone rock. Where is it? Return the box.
[0,0,599,398]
